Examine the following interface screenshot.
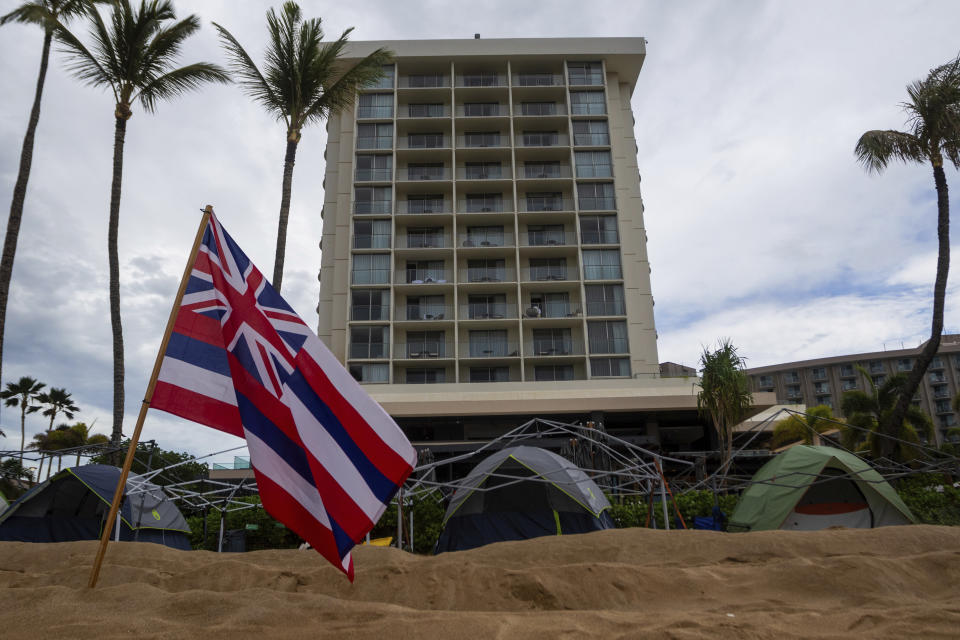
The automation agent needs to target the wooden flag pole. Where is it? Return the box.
[87,206,214,589]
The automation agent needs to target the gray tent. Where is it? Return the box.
[435,445,614,553]
[0,464,191,549]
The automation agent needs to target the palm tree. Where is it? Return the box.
[840,372,934,462]
[214,2,391,291]
[770,405,838,449]
[55,0,229,451]
[27,427,53,481]
[0,1,94,411]
[0,376,45,463]
[697,339,753,469]
[68,421,109,465]
[855,54,960,455]
[46,424,82,473]
[37,386,78,431]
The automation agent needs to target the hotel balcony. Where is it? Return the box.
[458,303,519,320]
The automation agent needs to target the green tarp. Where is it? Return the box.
[729,445,916,531]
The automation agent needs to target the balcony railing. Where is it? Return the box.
[460,303,517,319]
[456,74,505,87]
[352,234,391,249]
[397,136,450,150]
[933,387,951,399]
[396,200,451,215]
[578,197,617,211]
[930,373,948,384]
[585,301,625,316]
[520,231,576,246]
[588,338,629,355]
[457,200,509,213]
[512,73,564,87]
[356,136,393,150]
[354,168,393,181]
[522,267,572,282]
[395,233,451,249]
[356,106,394,119]
[456,134,508,148]
[524,302,582,318]
[519,198,574,213]
[397,167,451,181]
[397,269,451,284]
[567,73,604,87]
[573,133,611,146]
[350,269,391,285]
[520,165,573,179]
[394,342,452,359]
[350,305,390,321]
[398,75,449,88]
[461,342,520,358]
[460,267,515,283]
[581,230,620,245]
[459,232,514,247]
[514,103,567,117]
[583,265,623,280]
[348,343,389,359]
[353,201,393,215]
[402,305,452,320]
[398,105,450,118]
[457,166,512,180]
[456,104,507,118]
[516,132,569,147]
[526,340,585,356]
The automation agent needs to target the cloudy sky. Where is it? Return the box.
[1,0,958,464]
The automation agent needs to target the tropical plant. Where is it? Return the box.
[697,339,753,469]
[855,53,960,454]
[213,2,391,291]
[0,1,96,411]
[68,421,109,464]
[44,423,84,474]
[0,457,33,498]
[770,405,839,449]
[27,427,53,480]
[840,372,934,462]
[54,0,230,451]
[0,376,45,463]
[37,386,78,431]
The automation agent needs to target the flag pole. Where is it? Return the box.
[87,205,214,589]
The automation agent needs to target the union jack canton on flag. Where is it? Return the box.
[151,213,416,580]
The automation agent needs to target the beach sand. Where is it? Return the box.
[2,525,959,639]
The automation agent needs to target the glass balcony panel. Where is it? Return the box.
[355,168,393,181]
[580,229,619,244]
[585,300,625,316]
[350,305,390,321]
[513,73,564,86]
[357,106,393,119]
[401,269,449,284]
[578,197,617,211]
[583,264,622,280]
[353,200,393,214]
[573,132,610,146]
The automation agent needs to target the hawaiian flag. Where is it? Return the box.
[151,213,416,579]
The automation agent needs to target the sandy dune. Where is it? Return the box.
[2,525,959,639]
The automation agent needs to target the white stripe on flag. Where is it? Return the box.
[299,334,416,465]
[245,430,333,530]
[157,357,238,406]
[281,382,384,522]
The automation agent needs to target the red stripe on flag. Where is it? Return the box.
[294,351,414,483]
[193,249,215,276]
[263,309,306,325]
[227,353,303,444]
[253,469,353,581]
[173,310,227,348]
[151,381,243,438]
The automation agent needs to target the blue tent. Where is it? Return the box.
[0,464,191,549]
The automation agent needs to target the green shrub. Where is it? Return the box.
[186,496,303,551]
[609,490,739,530]
[896,475,960,526]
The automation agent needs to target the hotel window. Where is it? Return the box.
[813,381,830,394]
[353,219,390,249]
[406,132,445,149]
[582,249,621,280]
[784,370,800,384]
[406,226,444,248]
[580,215,619,244]
[467,258,505,282]
[567,61,603,86]
[356,123,393,149]
[406,194,445,214]
[532,328,573,355]
[526,224,565,246]
[522,130,560,146]
[464,161,502,179]
[463,131,502,147]
[406,295,445,320]
[349,363,388,383]
[470,366,510,383]
[786,384,802,398]
[516,72,557,86]
[534,365,574,381]
[355,154,391,181]
[929,370,947,383]
[407,162,444,180]
[588,320,628,354]
[936,399,952,414]
[930,355,944,369]
[818,396,833,408]
[465,193,503,212]
[941,414,958,428]
[572,120,610,146]
[407,103,444,118]
[570,90,606,115]
[463,102,499,117]
[406,368,446,384]
[405,260,445,283]
[578,182,615,210]
[872,374,886,387]
[585,284,624,316]
[351,253,390,284]
[591,357,630,378]
[469,329,510,357]
[869,360,885,373]
[468,293,506,319]
[407,73,445,88]
[758,375,774,388]
[357,93,393,118]
[350,289,389,321]
[372,64,394,89]
[461,71,499,87]
[897,358,914,372]
[810,367,827,380]
[520,101,558,116]
[839,364,855,377]
[524,161,562,178]
[575,151,612,177]
[529,257,567,281]
[354,186,391,214]
[406,330,445,358]
[464,225,504,247]
[530,292,571,318]
[841,379,858,391]
[525,191,564,211]
[349,325,388,359]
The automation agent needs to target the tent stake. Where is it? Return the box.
[87,207,212,589]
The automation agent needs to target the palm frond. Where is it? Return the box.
[136,62,229,112]
[1,2,52,28]
[213,21,285,121]
[303,41,391,126]
[139,14,200,83]
[840,389,875,416]
[854,129,926,173]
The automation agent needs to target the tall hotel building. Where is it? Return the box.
[316,38,755,463]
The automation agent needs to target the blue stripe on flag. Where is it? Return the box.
[284,370,396,503]
[330,517,355,557]
[236,392,315,486]
[184,274,213,295]
[165,332,231,377]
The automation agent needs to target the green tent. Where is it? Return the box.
[729,445,916,531]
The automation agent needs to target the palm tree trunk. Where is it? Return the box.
[0,31,53,417]
[272,136,299,292]
[36,454,44,484]
[108,113,128,463]
[19,404,26,465]
[883,164,950,455]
